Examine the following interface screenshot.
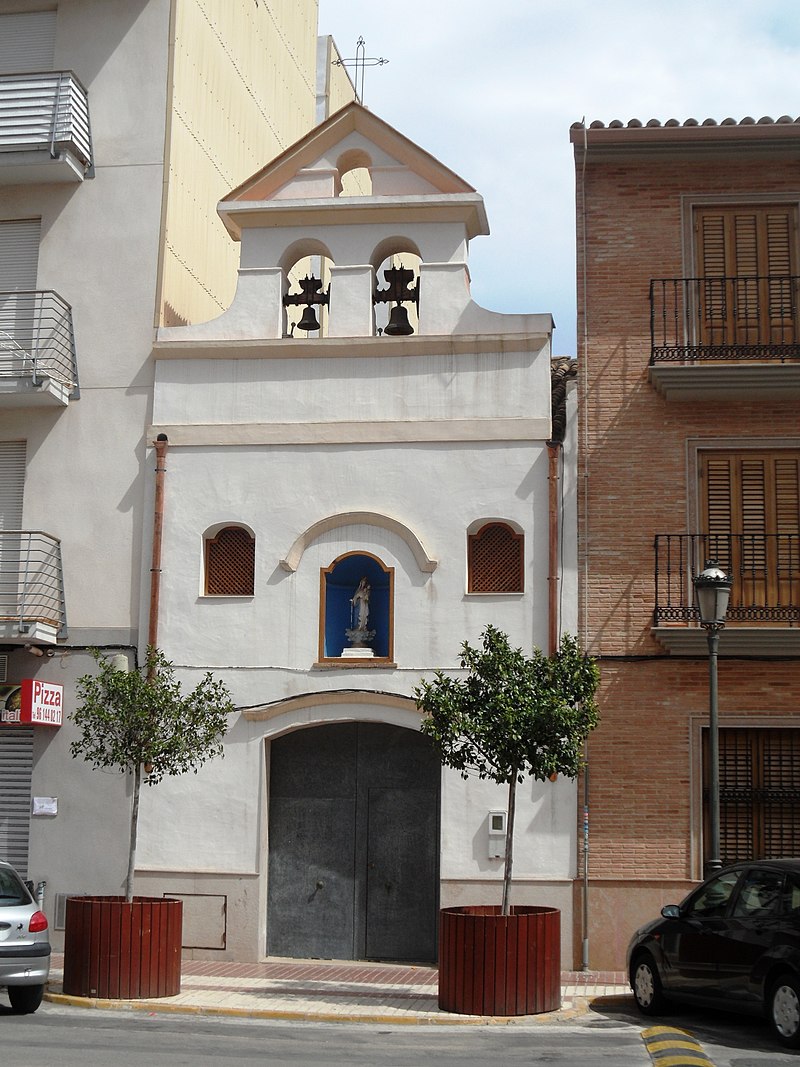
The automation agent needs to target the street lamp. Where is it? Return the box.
[693,559,732,877]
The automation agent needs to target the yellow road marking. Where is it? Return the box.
[641,1025,716,1066]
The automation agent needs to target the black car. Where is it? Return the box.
[627,859,800,1048]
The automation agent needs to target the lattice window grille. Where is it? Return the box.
[468,523,524,593]
[205,526,255,596]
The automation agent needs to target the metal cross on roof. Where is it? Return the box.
[333,37,388,106]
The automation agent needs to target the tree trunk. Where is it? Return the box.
[501,774,517,916]
[125,763,142,902]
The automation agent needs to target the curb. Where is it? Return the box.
[44,989,600,1026]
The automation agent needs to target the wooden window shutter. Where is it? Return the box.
[205,526,255,596]
[695,205,798,346]
[468,523,524,593]
[705,729,800,864]
[700,451,800,612]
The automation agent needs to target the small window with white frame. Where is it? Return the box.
[467,521,524,594]
[204,525,255,596]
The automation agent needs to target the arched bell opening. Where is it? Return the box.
[337,147,373,197]
[280,239,334,338]
[372,238,421,336]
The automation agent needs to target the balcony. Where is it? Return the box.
[0,71,93,183]
[653,533,800,655]
[648,276,800,400]
[0,291,78,406]
[0,531,67,644]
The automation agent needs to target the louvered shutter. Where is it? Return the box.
[701,451,800,614]
[0,219,40,292]
[0,442,26,621]
[0,440,25,529]
[0,11,56,74]
[0,725,34,875]
[706,729,800,865]
[695,206,798,346]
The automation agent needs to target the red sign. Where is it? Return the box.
[0,679,63,726]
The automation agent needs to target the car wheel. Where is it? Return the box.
[631,952,668,1015]
[7,983,44,1014]
[769,973,800,1048]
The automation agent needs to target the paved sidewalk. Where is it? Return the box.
[46,954,632,1025]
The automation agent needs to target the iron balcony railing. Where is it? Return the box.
[650,276,800,363]
[0,531,66,637]
[654,533,800,626]
[0,70,92,172]
[0,290,78,392]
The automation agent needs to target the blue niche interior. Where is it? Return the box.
[324,553,391,659]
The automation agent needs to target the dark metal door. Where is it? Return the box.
[267,721,439,962]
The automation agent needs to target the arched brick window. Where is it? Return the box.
[468,522,524,593]
[204,525,255,596]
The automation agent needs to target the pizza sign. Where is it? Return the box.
[0,679,63,726]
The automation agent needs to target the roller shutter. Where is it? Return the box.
[0,11,56,74]
[0,726,33,875]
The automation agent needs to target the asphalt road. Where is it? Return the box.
[1,996,797,1066]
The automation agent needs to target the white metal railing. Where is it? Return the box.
[0,531,66,636]
[0,71,92,172]
[0,290,78,391]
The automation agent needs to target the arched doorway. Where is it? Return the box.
[267,721,440,962]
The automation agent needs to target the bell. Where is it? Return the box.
[384,304,413,336]
[296,304,321,332]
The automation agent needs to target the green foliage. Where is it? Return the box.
[71,647,234,786]
[415,626,600,785]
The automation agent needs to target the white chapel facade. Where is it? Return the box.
[135,103,579,964]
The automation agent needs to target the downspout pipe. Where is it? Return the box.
[148,434,169,676]
[546,442,561,656]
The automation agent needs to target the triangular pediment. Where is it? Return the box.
[224,101,477,204]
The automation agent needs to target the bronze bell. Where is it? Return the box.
[296,304,321,332]
[384,303,413,336]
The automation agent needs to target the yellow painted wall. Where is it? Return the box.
[160,0,324,326]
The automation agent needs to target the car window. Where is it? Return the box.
[782,874,800,916]
[686,869,740,918]
[731,869,784,918]
[0,866,30,906]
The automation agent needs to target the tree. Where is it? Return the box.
[71,647,234,901]
[414,626,599,915]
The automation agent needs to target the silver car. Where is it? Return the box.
[0,859,50,1013]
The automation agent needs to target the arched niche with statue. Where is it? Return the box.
[319,551,393,664]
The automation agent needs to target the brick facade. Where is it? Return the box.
[572,120,800,969]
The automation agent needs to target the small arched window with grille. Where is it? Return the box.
[467,522,524,593]
[204,525,255,596]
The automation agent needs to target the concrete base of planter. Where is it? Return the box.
[438,905,560,1015]
[63,896,182,999]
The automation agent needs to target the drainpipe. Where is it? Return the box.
[547,442,561,656]
[148,434,169,675]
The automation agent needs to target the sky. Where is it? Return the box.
[317,0,800,355]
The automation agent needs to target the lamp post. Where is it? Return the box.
[693,559,732,877]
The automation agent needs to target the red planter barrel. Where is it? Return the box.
[438,905,560,1016]
[62,896,182,999]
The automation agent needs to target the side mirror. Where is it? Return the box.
[661,904,681,919]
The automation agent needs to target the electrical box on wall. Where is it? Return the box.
[488,809,507,859]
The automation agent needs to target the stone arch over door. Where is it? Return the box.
[266,715,440,963]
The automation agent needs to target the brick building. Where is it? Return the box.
[571,116,800,969]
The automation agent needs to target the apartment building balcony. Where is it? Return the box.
[648,276,800,400]
[653,533,800,654]
[0,531,66,644]
[0,291,78,406]
[0,71,93,183]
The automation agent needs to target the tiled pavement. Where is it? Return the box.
[46,954,632,1025]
